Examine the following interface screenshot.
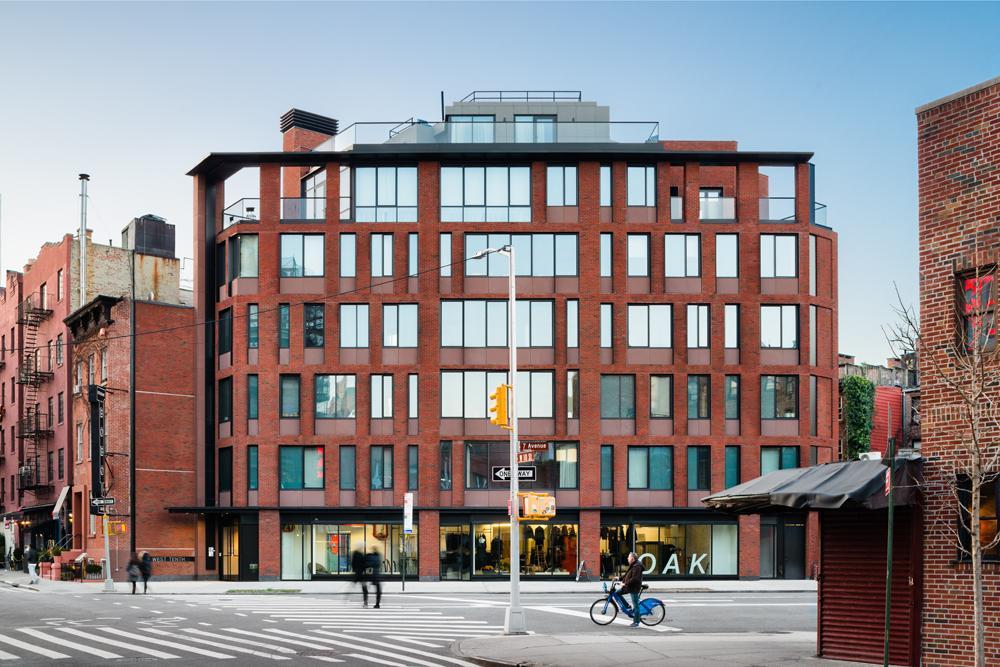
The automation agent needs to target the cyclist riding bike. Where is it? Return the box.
[617,551,644,627]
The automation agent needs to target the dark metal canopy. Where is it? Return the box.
[703,457,923,514]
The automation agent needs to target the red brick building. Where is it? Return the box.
[183,93,839,582]
[917,75,1000,665]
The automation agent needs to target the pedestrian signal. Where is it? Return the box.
[489,384,511,430]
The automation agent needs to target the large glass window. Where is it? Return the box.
[218,308,232,355]
[601,445,614,491]
[371,233,394,278]
[440,370,552,418]
[247,374,258,420]
[247,304,259,349]
[761,375,799,419]
[567,370,580,419]
[340,446,356,490]
[961,274,997,350]
[218,377,232,424]
[715,234,738,278]
[725,375,740,419]
[439,233,452,277]
[567,300,579,348]
[248,445,259,491]
[408,233,418,277]
[600,233,612,277]
[628,446,672,489]
[340,304,369,348]
[439,441,452,490]
[600,375,635,419]
[340,233,356,277]
[601,304,612,348]
[687,304,710,348]
[280,446,324,489]
[627,234,650,277]
[408,445,419,490]
[665,234,700,277]
[441,300,508,348]
[408,374,418,419]
[315,375,356,419]
[280,234,324,277]
[761,446,799,474]
[514,114,555,143]
[546,166,578,206]
[278,304,290,350]
[370,445,394,490]
[383,304,418,347]
[760,305,798,349]
[760,234,797,278]
[725,446,740,488]
[650,375,673,419]
[280,375,300,418]
[465,233,577,277]
[218,448,232,493]
[441,166,531,222]
[304,304,324,348]
[600,166,612,207]
[688,447,711,490]
[687,375,710,419]
[725,305,739,349]
[229,234,259,279]
[371,375,393,419]
[626,166,656,206]
[449,114,494,143]
[628,304,672,348]
[465,441,575,490]
[354,166,417,222]
[517,300,553,347]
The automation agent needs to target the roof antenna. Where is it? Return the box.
[440,91,445,121]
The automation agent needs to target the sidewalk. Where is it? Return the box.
[0,569,817,595]
[453,632,874,667]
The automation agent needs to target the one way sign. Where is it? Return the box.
[492,466,536,482]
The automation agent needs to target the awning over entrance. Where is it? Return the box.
[52,485,71,519]
[703,457,923,514]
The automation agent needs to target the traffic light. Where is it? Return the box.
[489,383,511,430]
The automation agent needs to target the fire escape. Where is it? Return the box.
[16,290,53,492]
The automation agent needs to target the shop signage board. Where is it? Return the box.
[516,452,535,464]
[492,466,536,482]
[403,492,414,534]
[519,441,548,453]
[88,385,107,497]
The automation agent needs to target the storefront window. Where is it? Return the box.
[600,521,737,578]
[280,522,417,580]
[465,521,578,576]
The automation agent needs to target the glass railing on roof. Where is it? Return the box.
[316,120,660,152]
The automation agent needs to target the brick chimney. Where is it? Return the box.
[280,109,339,196]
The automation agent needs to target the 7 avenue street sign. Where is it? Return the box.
[492,466,536,482]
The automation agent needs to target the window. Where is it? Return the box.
[809,235,817,296]
[439,441,452,490]
[248,446,259,491]
[761,375,798,419]
[300,304,324,348]
[218,308,233,355]
[600,375,635,419]
[628,446,672,489]
[514,114,555,143]
[340,234,356,277]
[600,166,612,208]
[55,334,63,365]
[247,374,258,420]
[650,375,673,419]
[100,349,107,382]
[315,374,356,419]
[440,370,553,419]
[247,304,259,349]
[441,300,508,347]
[371,375,393,419]
[959,476,1000,559]
[665,234,700,277]
[339,304,369,348]
[40,283,47,310]
[761,446,799,474]
[725,446,741,488]
[725,375,740,419]
[56,269,63,301]
[408,233,418,276]
[87,353,95,385]
[229,234,259,278]
[567,370,580,418]
[687,305,709,348]
[626,166,656,206]
[465,233,577,277]
[599,233,613,279]
[57,448,64,480]
[279,234,324,277]
[567,300,579,348]
[340,446,356,490]
[555,443,578,488]
[354,166,417,222]
[218,377,232,424]
[439,233,452,277]
[601,445,614,490]
[688,447,711,490]
[628,304,672,348]
[76,423,83,462]
[47,397,53,426]
[517,300,553,347]
[440,166,531,222]
[760,305,798,349]
[627,234,649,277]
[448,114,494,143]
[408,374,418,419]
[687,375,710,419]
[961,273,997,350]
[277,304,290,350]
[280,446,324,490]
[280,375,300,418]
[725,305,740,349]
[760,234,797,278]
[370,445,394,490]
[371,233,394,278]
[57,392,64,424]
[716,234,738,278]
[218,448,233,493]
[546,166,577,206]
[408,445,419,490]
[601,304,612,348]
[383,304,418,347]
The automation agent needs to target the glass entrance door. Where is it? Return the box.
[220,524,239,581]
[439,526,471,580]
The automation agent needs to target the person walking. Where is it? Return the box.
[25,545,39,585]
[351,550,368,607]
[139,551,153,594]
[127,552,142,594]
[365,550,382,609]
[619,551,644,627]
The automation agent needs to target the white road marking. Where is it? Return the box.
[221,627,342,652]
[386,636,444,648]
[56,627,181,659]
[145,628,291,660]
[98,627,235,659]
[17,628,122,659]
[0,633,70,659]
[344,653,410,667]
[308,657,345,663]
[312,630,478,667]
[529,604,682,632]
[265,629,450,667]
[0,646,17,660]
[180,628,297,654]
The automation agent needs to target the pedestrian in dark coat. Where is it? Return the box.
[127,552,142,595]
[364,550,382,609]
[351,550,367,607]
[139,551,152,594]
[619,551,644,627]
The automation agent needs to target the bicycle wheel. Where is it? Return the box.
[640,599,666,626]
[589,597,618,625]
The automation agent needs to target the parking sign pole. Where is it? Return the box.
[504,245,526,635]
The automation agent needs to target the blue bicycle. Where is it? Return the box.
[589,581,666,626]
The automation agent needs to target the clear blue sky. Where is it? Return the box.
[1,1,998,363]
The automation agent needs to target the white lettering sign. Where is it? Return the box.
[637,552,711,575]
[688,553,707,574]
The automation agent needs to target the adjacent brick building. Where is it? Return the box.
[917,75,1000,665]
[183,92,839,582]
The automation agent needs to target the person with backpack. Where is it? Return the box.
[127,552,142,594]
[364,550,382,609]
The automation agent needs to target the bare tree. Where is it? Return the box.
[884,258,1000,667]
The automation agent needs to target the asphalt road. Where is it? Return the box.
[0,584,816,666]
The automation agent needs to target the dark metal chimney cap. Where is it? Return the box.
[280,109,339,136]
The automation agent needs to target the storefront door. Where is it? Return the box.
[440,526,471,580]
[220,524,239,581]
[760,514,805,579]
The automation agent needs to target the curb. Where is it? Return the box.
[0,579,39,592]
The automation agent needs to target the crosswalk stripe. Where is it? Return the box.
[0,646,18,660]
[312,630,478,667]
[388,636,445,649]
[344,653,410,667]
[302,622,496,628]
[220,628,344,653]
[17,628,121,659]
[180,628,297,654]
[327,628,495,639]
[313,625,501,634]
[56,628,180,659]
[145,628,291,661]
[97,627,235,659]
[0,633,70,659]
[308,657,345,664]
[263,629,449,667]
